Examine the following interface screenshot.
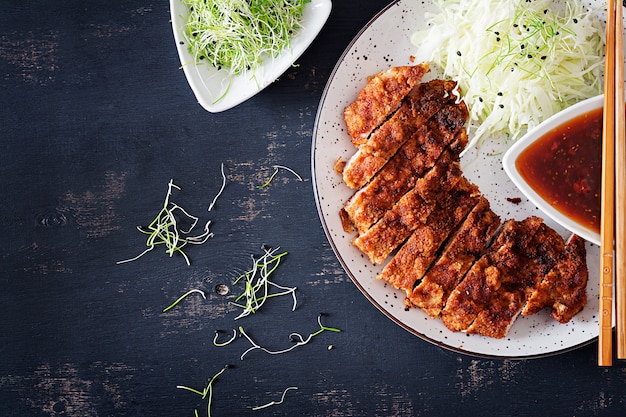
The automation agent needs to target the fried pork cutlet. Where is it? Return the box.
[339,72,591,338]
[344,63,430,146]
[353,149,463,265]
[376,177,481,293]
[442,217,566,339]
[440,217,544,335]
[522,234,588,323]
[340,106,469,235]
[407,197,501,318]
[465,222,565,338]
[342,79,460,189]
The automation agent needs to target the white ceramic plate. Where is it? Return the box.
[312,0,610,358]
[503,95,603,246]
[170,0,332,112]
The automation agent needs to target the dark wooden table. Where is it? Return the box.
[1,1,625,416]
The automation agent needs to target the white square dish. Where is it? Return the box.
[170,0,332,112]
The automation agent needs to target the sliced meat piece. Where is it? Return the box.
[440,217,544,334]
[341,114,468,235]
[407,197,501,318]
[344,63,430,146]
[515,222,566,289]
[342,79,461,189]
[376,177,481,293]
[465,289,526,339]
[352,149,463,264]
[463,221,565,338]
[340,127,433,234]
[522,234,588,323]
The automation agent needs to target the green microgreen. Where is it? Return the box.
[182,0,310,78]
[208,163,227,212]
[257,165,303,189]
[213,329,237,347]
[238,314,341,360]
[177,365,229,417]
[117,165,227,266]
[252,386,298,411]
[116,180,210,265]
[163,289,206,313]
[230,246,297,320]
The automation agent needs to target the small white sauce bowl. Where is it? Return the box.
[502,94,602,246]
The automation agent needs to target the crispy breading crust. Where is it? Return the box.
[341,116,468,235]
[342,79,459,189]
[522,234,588,323]
[408,197,501,318]
[376,178,480,292]
[353,149,463,265]
[344,63,430,146]
[440,218,544,335]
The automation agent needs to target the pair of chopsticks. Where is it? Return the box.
[599,0,626,367]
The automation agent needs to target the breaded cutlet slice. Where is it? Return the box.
[407,197,501,318]
[376,177,481,293]
[463,222,565,338]
[353,148,463,265]
[522,234,588,323]
[344,63,430,146]
[342,79,461,189]
[440,217,544,334]
[340,110,468,235]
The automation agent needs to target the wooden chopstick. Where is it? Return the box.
[615,1,626,359]
[599,0,617,367]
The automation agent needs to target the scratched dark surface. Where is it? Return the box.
[1,0,626,416]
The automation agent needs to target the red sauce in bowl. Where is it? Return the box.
[515,107,602,234]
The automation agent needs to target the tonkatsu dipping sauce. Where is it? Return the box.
[516,107,602,234]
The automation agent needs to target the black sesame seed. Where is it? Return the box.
[499,104,504,108]
[457,50,462,56]
[573,18,578,23]
[497,92,503,96]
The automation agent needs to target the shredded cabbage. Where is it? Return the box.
[411,0,605,150]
